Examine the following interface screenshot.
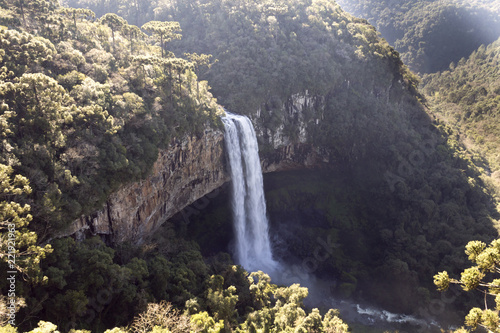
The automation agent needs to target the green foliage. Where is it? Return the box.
[84,0,419,119]
[17,233,350,332]
[100,13,126,51]
[191,311,224,333]
[247,271,275,310]
[237,271,348,333]
[422,39,500,198]
[0,164,52,280]
[206,275,239,331]
[27,321,59,333]
[262,165,498,315]
[0,325,17,333]
[460,267,485,291]
[434,271,451,292]
[141,21,181,58]
[53,0,500,325]
[103,329,127,333]
[19,236,176,330]
[0,29,55,80]
[0,0,222,238]
[322,309,349,333]
[58,7,95,38]
[7,0,59,29]
[434,238,500,332]
[337,0,500,73]
[2,0,499,331]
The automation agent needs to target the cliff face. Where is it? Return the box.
[63,127,229,243]
[256,92,330,172]
[63,95,329,243]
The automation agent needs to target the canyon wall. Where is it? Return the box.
[62,94,329,243]
[63,127,228,243]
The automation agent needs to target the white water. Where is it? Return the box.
[353,304,437,328]
[222,112,279,273]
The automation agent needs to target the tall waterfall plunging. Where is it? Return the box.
[222,112,279,273]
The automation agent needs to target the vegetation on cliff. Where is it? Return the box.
[336,0,500,74]
[117,0,500,321]
[0,0,349,331]
[2,218,349,332]
[422,38,500,194]
[0,0,222,240]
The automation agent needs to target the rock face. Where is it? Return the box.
[262,143,329,173]
[253,92,323,149]
[257,92,330,172]
[63,94,330,243]
[64,127,229,243]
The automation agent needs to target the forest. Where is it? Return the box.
[1,0,500,332]
[336,0,500,74]
[422,38,500,190]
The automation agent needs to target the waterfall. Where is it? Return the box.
[222,112,279,273]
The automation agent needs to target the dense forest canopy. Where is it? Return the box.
[336,0,500,73]
[75,0,421,118]
[0,0,222,240]
[422,38,500,199]
[0,0,500,332]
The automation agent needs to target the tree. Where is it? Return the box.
[239,271,349,333]
[122,24,146,54]
[14,0,28,27]
[27,321,59,333]
[168,58,191,97]
[247,271,275,310]
[12,0,58,28]
[322,309,349,333]
[130,301,191,333]
[434,239,500,332]
[141,21,181,58]
[8,73,72,149]
[0,164,52,279]
[0,29,56,80]
[100,13,127,52]
[58,7,95,38]
[190,311,224,333]
[184,53,216,99]
[206,275,238,333]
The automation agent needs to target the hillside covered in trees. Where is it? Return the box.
[422,38,500,205]
[1,0,500,332]
[0,0,224,240]
[336,0,500,73]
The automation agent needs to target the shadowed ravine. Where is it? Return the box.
[221,113,445,332]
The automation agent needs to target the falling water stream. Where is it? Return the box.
[222,112,279,274]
